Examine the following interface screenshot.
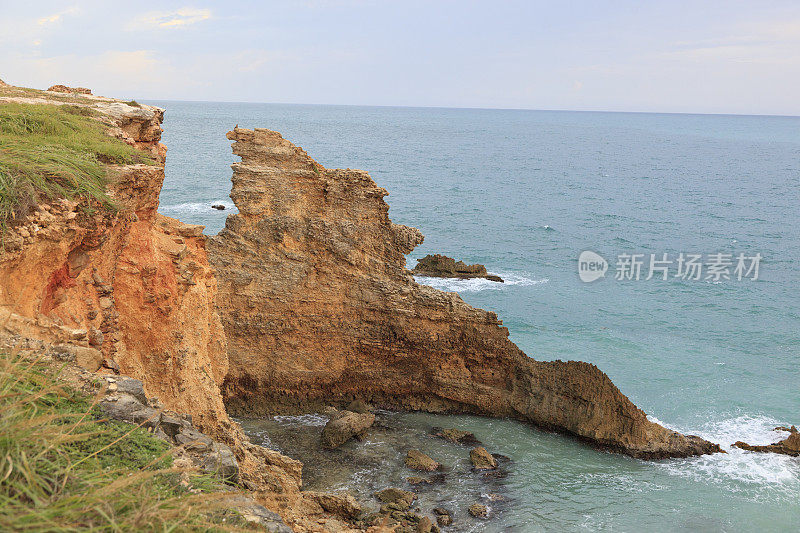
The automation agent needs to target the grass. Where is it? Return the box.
[0,349,252,532]
[0,102,155,227]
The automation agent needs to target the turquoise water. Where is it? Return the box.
[151,101,800,531]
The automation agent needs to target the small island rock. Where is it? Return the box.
[405,449,441,471]
[412,254,503,282]
[321,410,375,449]
[469,446,498,470]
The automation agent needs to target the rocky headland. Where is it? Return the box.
[0,81,741,531]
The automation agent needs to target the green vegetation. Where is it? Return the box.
[125,100,141,108]
[0,350,246,531]
[0,102,154,227]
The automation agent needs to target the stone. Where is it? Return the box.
[469,446,498,470]
[200,442,239,482]
[375,488,416,510]
[432,427,480,445]
[405,449,441,472]
[346,399,371,414]
[433,508,453,526]
[417,516,435,532]
[321,410,375,449]
[211,204,226,210]
[303,491,361,519]
[412,254,504,282]
[114,377,149,404]
[100,394,160,428]
[227,495,293,533]
[88,326,104,347]
[407,476,431,486]
[468,503,488,518]
[174,426,213,452]
[209,128,721,460]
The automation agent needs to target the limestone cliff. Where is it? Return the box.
[0,93,308,522]
[210,127,720,460]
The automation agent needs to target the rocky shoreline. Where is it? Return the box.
[1,82,791,531]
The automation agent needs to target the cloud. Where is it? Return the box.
[131,8,212,30]
[37,6,77,26]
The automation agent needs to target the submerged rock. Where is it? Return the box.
[432,427,480,445]
[321,410,375,449]
[412,254,503,282]
[468,503,488,518]
[405,449,441,471]
[433,507,453,526]
[375,487,417,510]
[469,446,498,470]
[734,426,800,456]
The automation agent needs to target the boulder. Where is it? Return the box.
[412,254,503,282]
[468,503,488,518]
[433,507,453,526]
[469,446,498,470]
[375,487,416,510]
[100,394,160,427]
[200,442,238,482]
[321,410,375,449]
[417,516,435,532]
[432,427,480,445]
[174,426,213,452]
[211,204,226,210]
[405,449,441,471]
[304,491,361,519]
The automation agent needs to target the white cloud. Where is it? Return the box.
[37,7,77,26]
[130,8,212,30]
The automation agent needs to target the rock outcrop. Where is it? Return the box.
[209,127,721,459]
[47,84,92,94]
[469,446,498,470]
[412,254,503,282]
[733,426,800,456]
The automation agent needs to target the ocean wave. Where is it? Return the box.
[414,272,549,293]
[654,414,799,494]
[159,201,236,214]
[271,413,329,427]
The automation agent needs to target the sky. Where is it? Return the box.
[1,1,799,115]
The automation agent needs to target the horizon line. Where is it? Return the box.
[137,97,800,120]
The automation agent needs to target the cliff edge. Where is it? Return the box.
[209,127,721,459]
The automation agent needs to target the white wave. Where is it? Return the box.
[655,414,799,493]
[272,413,329,427]
[414,271,549,293]
[159,200,236,214]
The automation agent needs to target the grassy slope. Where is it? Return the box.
[0,350,249,532]
[0,101,155,227]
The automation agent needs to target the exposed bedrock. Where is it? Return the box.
[209,127,721,459]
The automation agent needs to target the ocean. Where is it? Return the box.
[149,100,800,532]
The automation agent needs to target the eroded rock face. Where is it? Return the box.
[209,128,721,460]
